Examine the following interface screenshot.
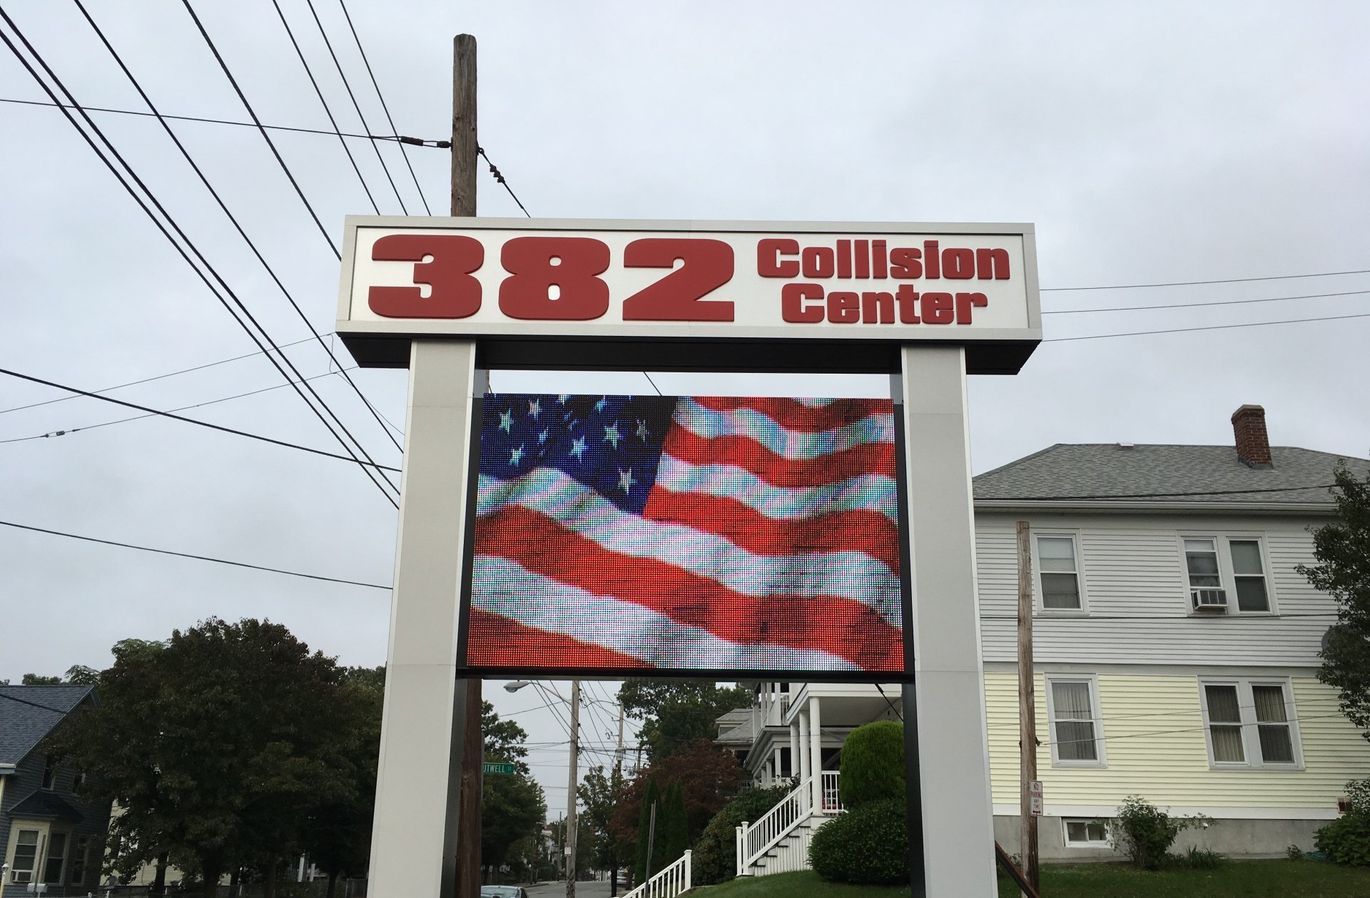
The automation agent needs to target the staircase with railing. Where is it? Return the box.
[623,849,691,898]
[734,771,842,877]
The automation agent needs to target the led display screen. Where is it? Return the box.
[461,393,907,678]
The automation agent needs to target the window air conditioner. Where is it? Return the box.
[1191,587,1228,612]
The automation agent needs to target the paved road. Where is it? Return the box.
[525,880,615,898]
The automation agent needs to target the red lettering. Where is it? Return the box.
[827,291,860,323]
[855,240,870,278]
[861,291,894,324]
[924,240,940,278]
[955,292,988,324]
[922,291,954,324]
[872,240,888,279]
[801,246,835,279]
[976,247,1011,279]
[499,236,609,320]
[368,234,484,319]
[757,238,799,278]
[837,240,852,279]
[943,247,976,279]
[781,283,825,323]
[889,247,922,279]
[896,285,920,323]
[622,238,734,321]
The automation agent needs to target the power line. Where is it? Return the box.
[300,0,408,213]
[0,96,449,145]
[72,3,405,468]
[180,0,342,259]
[0,519,391,590]
[0,365,358,445]
[0,10,398,505]
[0,366,400,472]
[0,692,73,714]
[1043,287,1370,315]
[478,146,531,217]
[0,337,316,416]
[333,0,433,214]
[1044,312,1370,343]
[267,0,379,214]
[1043,268,1370,292]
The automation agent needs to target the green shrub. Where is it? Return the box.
[1110,796,1212,870]
[1315,814,1370,866]
[808,797,909,885]
[691,784,791,885]
[1287,843,1305,861]
[838,721,905,808]
[1179,846,1223,869]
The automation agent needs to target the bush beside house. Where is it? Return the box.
[808,720,910,885]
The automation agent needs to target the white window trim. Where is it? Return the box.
[1044,674,1107,769]
[6,826,44,885]
[1179,533,1277,616]
[1197,677,1303,770]
[1062,817,1112,849]
[1032,531,1089,616]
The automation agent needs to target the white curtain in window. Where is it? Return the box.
[1053,681,1097,761]
[1253,685,1295,763]
[1205,684,1244,763]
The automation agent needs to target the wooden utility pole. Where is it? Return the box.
[452,33,482,898]
[610,701,625,896]
[566,681,581,898]
[1016,521,1040,895]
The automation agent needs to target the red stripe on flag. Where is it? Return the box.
[474,507,903,670]
[690,396,893,432]
[643,487,900,574]
[465,608,650,670]
[661,427,894,488]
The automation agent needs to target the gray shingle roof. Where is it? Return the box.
[0,685,93,765]
[8,789,84,822]
[973,444,1370,506]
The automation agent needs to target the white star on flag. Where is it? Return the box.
[617,467,636,494]
[603,423,623,449]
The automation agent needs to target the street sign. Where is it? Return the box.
[482,761,516,776]
[1028,780,1043,816]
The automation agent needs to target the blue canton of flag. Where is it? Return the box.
[478,394,678,515]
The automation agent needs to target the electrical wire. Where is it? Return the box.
[300,0,408,213]
[0,692,73,714]
[1043,268,1370,292]
[1043,287,1370,315]
[478,146,531,217]
[0,366,400,471]
[179,0,342,259]
[333,0,433,214]
[0,11,398,505]
[0,96,448,145]
[0,336,316,416]
[1044,311,1370,343]
[0,365,358,445]
[266,0,379,214]
[73,2,405,461]
[0,519,391,590]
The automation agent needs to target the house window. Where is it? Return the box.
[44,831,67,885]
[1200,679,1300,768]
[1063,818,1110,848]
[1047,676,1105,766]
[1183,536,1272,613]
[70,835,90,886]
[10,830,39,883]
[1036,534,1083,611]
[41,754,57,789]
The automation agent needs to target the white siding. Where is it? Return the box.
[975,511,1334,667]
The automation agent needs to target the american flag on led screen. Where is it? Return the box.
[465,394,903,674]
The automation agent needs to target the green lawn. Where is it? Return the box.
[688,861,1370,898]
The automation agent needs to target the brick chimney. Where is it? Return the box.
[1231,404,1272,468]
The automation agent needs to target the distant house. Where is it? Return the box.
[727,405,1370,875]
[1,685,110,897]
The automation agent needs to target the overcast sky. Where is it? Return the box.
[2,1,1368,815]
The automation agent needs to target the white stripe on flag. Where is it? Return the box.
[653,455,898,524]
[472,556,860,671]
[673,398,895,458]
[476,471,901,619]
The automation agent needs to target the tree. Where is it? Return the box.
[578,765,627,889]
[21,673,62,684]
[617,680,749,762]
[632,780,661,883]
[1300,466,1370,740]
[52,619,359,896]
[479,701,545,879]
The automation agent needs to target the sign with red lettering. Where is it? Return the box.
[337,217,1040,374]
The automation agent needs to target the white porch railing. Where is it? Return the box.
[735,772,843,876]
[623,849,691,898]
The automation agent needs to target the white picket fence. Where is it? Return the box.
[735,771,842,877]
[622,849,691,898]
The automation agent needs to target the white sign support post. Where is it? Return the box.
[367,340,486,898]
[895,345,997,895]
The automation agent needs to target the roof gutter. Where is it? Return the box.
[974,499,1337,516]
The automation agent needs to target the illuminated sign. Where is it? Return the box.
[337,217,1040,374]
[460,393,905,677]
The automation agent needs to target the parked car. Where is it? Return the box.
[480,886,529,898]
